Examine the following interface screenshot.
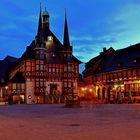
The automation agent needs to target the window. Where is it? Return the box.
[64,66,67,72]
[40,65,44,70]
[48,36,53,42]
[49,68,51,73]
[40,81,44,87]
[17,84,21,89]
[35,81,39,87]
[36,65,39,70]
[133,58,139,64]
[52,53,55,57]
[52,68,55,73]
[68,54,71,58]
[68,83,72,88]
[21,84,25,89]
[13,84,16,89]
[64,82,67,88]
[26,66,31,71]
[56,68,59,73]
[68,66,72,72]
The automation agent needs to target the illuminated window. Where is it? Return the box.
[36,65,39,70]
[17,84,21,89]
[56,69,59,73]
[64,82,67,87]
[68,66,72,72]
[35,81,39,87]
[40,81,44,87]
[133,58,139,64]
[68,83,72,87]
[49,68,51,72]
[52,53,55,57]
[52,68,55,73]
[40,65,44,70]
[47,36,53,42]
[64,66,67,72]
[68,54,71,58]
[117,62,123,67]
[13,84,16,89]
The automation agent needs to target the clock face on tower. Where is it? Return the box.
[48,36,53,42]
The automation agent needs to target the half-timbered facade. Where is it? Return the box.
[81,44,140,103]
[0,7,81,104]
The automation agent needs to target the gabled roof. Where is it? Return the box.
[0,56,18,85]
[85,43,140,76]
[10,72,25,83]
[97,43,140,73]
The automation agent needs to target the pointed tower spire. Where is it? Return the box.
[63,9,70,48]
[37,3,43,45]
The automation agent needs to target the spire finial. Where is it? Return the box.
[65,8,67,19]
[40,2,42,11]
[63,8,70,48]
[37,3,43,45]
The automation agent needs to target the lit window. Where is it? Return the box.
[35,81,39,87]
[52,53,55,57]
[40,65,44,70]
[13,84,16,89]
[64,66,67,72]
[68,83,72,87]
[68,54,71,58]
[117,63,123,67]
[49,68,51,72]
[52,68,55,73]
[40,81,44,87]
[16,84,21,89]
[64,82,67,87]
[48,36,53,42]
[36,65,39,70]
[133,58,138,64]
[68,66,72,72]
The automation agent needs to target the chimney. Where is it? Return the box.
[103,47,106,52]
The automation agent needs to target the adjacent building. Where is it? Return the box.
[0,6,81,104]
[81,44,140,103]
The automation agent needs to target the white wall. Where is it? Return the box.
[73,82,78,94]
[26,79,35,104]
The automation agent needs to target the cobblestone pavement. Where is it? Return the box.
[0,104,140,140]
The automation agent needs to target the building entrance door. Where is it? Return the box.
[102,87,105,99]
[13,95,25,104]
[50,84,57,95]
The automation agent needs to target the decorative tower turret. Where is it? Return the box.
[63,10,72,52]
[34,6,46,60]
[42,7,50,39]
[34,6,47,104]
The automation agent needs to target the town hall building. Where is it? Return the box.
[0,6,81,104]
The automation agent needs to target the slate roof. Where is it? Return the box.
[85,43,140,75]
[10,72,25,83]
[0,56,18,85]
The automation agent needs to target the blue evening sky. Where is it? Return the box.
[0,0,140,73]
